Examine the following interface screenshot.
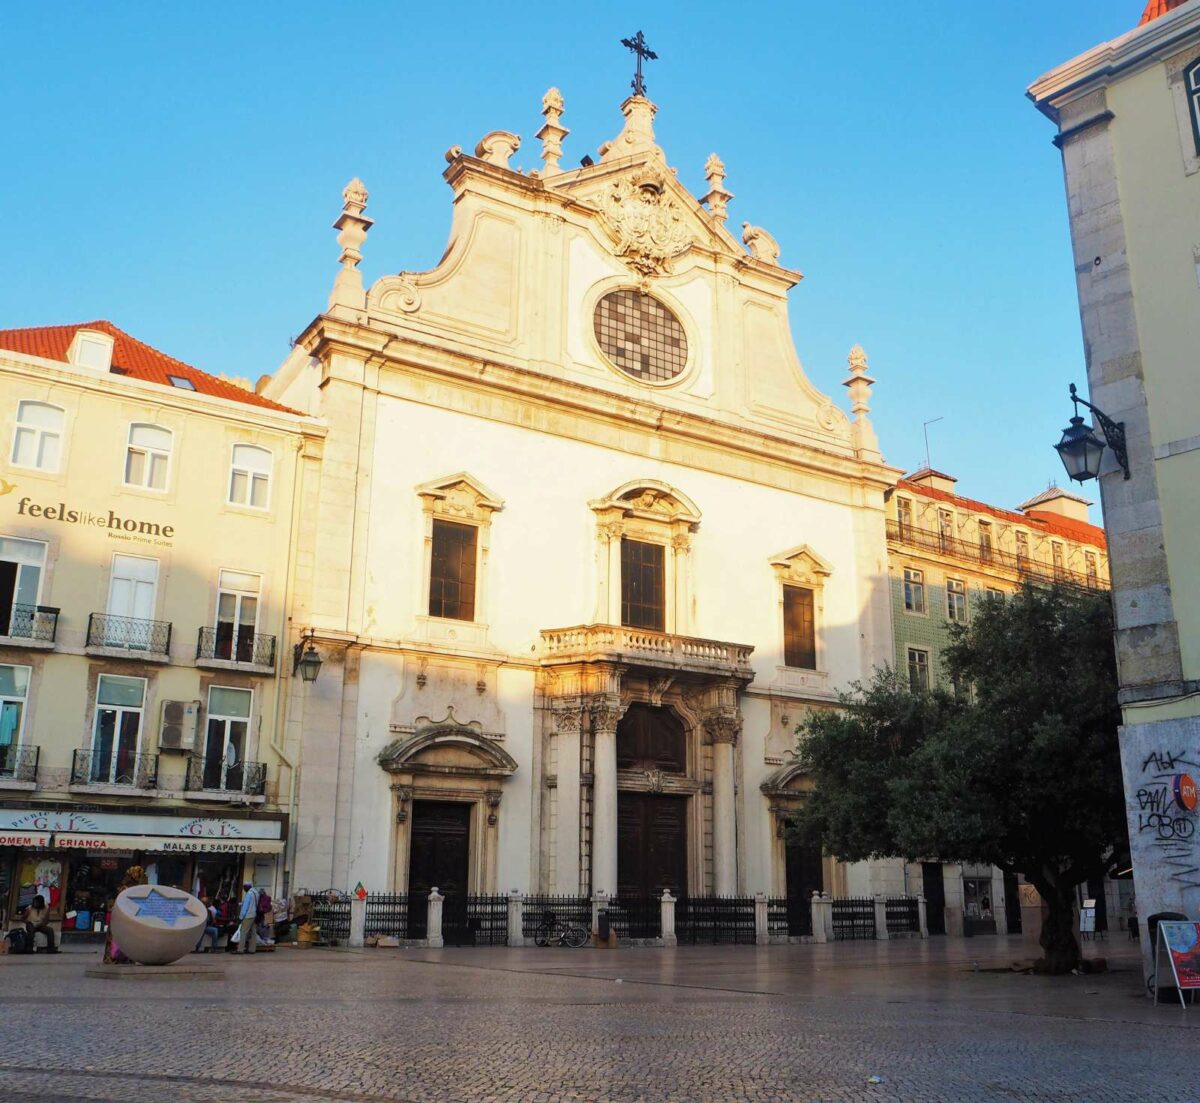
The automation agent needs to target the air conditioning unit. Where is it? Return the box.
[159,699,200,753]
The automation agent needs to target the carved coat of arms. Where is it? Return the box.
[599,174,694,277]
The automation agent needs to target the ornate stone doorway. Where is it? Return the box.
[408,801,470,937]
[617,792,688,897]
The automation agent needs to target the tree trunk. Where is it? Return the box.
[1036,879,1081,975]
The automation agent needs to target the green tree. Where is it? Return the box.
[794,585,1126,973]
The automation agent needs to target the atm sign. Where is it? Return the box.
[1175,774,1198,813]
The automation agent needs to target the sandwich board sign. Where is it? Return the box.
[1153,921,1200,1008]
[1079,899,1097,936]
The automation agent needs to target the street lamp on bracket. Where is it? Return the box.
[1054,383,1130,483]
[292,630,323,683]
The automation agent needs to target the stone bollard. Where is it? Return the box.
[592,890,608,946]
[754,892,769,946]
[917,894,929,939]
[661,889,677,948]
[507,889,524,947]
[873,895,889,940]
[427,888,444,948]
[811,891,829,944]
[350,894,366,948]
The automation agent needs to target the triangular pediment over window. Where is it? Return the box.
[769,545,833,585]
[416,472,505,521]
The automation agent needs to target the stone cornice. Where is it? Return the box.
[1028,3,1200,121]
[296,315,904,498]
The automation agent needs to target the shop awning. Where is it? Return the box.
[0,829,52,847]
[53,833,285,855]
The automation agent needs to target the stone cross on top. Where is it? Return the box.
[620,30,657,98]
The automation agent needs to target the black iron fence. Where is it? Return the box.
[676,896,756,945]
[196,625,277,667]
[607,895,660,940]
[307,892,351,942]
[886,896,920,935]
[831,897,876,941]
[443,894,509,946]
[71,748,158,788]
[0,603,58,642]
[185,755,266,796]
[521,895,591,940]
[0,743,38,782]
[768,896,812,938]
[86,612,172,655]
[364,893,414,939]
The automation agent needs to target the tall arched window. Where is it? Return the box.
[11,401,64,472]
[124,424,172,491]
[228,444,272,509]
[1187,58,1200,156]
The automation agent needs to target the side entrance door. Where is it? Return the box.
[785,834,822,936]
[408,801,470,939]
[922,862,947,935]
[617,792,687,898]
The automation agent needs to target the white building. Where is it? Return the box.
[265,88,901,911]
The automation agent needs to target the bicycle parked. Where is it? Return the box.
[533,909,589,948]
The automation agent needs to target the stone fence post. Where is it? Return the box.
[811,891,831,943]
[661,889,677,947]
[349,895,366,948]
[917,894,929,939]
[592,890,608,943]
[754,892,769,946]
[427,888,444,948]
[873,895,889,941]
[507,889,524,947]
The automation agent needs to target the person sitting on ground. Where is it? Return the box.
[195,895,220,953]
[22,895,57,953]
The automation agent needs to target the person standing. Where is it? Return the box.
[22,895,57,953]
[237,882,259,955]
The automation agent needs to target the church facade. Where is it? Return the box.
[266,88,902,905]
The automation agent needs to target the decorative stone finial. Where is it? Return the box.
[601,95,662,163]
[741,221,780,264]
[329,177,373,312]
[842,345,881,460]
[474,130,521,169]
[537,88,569,177]
[702,153,734,226]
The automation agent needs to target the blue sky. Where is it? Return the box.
[0,1,1146,518]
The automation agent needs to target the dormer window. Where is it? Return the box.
[66,329,114,372]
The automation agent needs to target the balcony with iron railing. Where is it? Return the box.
[0,744,39,785]
[70,748,159,790]
[184,755,266,800]
[195,625,277,673]
[0,603,59,649]
[540,624,755,679]
[886,520,1105,591]
[86,612,172,661]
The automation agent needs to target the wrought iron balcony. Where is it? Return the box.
[185,755,266,797]
[0,603,59,644]
[195,626,276,669]
[71,748,159,789]
[886,520,1104,591]
[0,743,38,783]
[540,624,755,679]
[86,612,172,656]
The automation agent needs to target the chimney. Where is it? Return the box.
[906,468,958,495]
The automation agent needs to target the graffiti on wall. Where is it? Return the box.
[1136,749,1200,892]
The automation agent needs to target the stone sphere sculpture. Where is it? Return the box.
[109,884,208,965]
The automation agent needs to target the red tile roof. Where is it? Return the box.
[896,478,1107,551]
[0,321,298,415]
[1139,0,1190,25]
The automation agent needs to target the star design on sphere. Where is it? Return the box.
[132,889,192,927]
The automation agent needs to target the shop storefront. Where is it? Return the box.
[0,808,284,938]
[962,863,998,936]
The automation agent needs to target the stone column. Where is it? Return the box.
[552,701,583,895]
[754,891,769,946]
[661,889,677,947]
[874,895,889,941]
[427,888,444,949]
[590,697,624,897]
[705,709,742,896]
[507,889,524,948]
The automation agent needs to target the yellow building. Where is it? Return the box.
[1029,0,1200,959]
[0,321,322,943]
[885,469,1111,936]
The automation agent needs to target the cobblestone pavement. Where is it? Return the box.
[0,936,1194,1102]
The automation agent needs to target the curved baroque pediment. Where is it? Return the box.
[378,724,518,777]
